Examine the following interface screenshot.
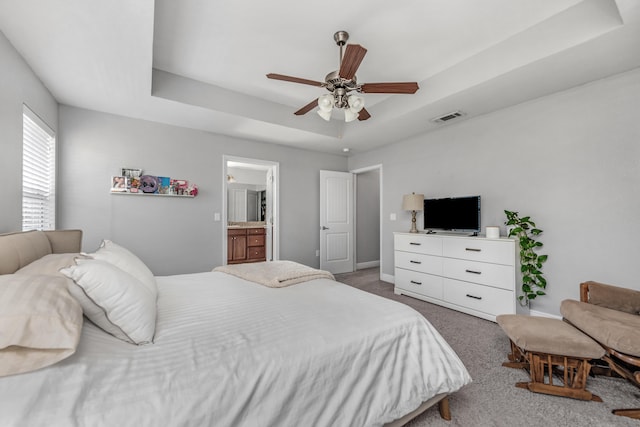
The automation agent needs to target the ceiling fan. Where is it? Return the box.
[267,31,419,122]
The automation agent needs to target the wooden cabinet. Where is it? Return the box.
[394,232,516,322]
[228,229,247,263]
[227,227,266,264]
[246,228,266,261]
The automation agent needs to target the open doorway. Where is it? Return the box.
[352,165,382,276]
[223,155,279,265]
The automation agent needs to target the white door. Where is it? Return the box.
[320,170,354,274]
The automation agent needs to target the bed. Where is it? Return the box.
[0,230,471,427]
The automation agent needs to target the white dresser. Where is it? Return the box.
[394,232,516,322]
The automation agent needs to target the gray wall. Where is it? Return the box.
[348,68,640,316]
[356,169,380,265]
[0,30,58,232]
[57,106,347,275]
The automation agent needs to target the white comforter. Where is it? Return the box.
[0,272,471,427]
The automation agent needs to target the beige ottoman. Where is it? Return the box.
[496,314,605,402]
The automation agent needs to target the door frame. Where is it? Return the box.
[222,155,279,265]
[351,164,383,279]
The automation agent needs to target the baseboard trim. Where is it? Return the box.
[356,260,380,270]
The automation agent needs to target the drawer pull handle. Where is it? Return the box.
[466,294,482,300]
[465,248,481,252]
[410,260,422,264]
[465,269,482,275]
[410,280,422,285]
[409,242,421,246]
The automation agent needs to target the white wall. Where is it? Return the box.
[0,30,58,232]
[348,68,640,316]
[57,106,347,274]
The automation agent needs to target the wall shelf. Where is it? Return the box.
[110,192,194,198]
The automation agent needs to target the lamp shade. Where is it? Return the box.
[348,95,365,112]
[318,94,334,112]
[344,108,358,122]
[317,109,332,121]
[402,193,424,211]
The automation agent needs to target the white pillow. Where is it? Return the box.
[0,274,83,377]
[84,240,157,299]
[60,259,157,345]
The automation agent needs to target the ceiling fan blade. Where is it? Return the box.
[339,44,367,80]
[360,82,419,94]
[294,99,319,116]
[358,108,371,121]
[266,73,323,87]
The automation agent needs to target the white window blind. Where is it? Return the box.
[22,105,56,231]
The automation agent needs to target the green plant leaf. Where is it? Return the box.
[538,255,548,263]
[536,291,546,295]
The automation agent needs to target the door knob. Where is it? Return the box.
[321,226,330,230]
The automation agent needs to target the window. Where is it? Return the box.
[22,105,56,231]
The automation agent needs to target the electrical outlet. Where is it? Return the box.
[214,212,220,221]
[315,250,320,257]
[390,213,396,221]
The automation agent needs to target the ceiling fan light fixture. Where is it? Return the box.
[344,108,358,122]
[347,95,365,113]
[318,94,334,112]
[317,109,332,121]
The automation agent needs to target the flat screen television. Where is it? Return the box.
[423,195,481,232]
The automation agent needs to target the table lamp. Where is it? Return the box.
[402,192,424,233]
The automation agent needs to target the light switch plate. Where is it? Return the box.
[390,213,396,221]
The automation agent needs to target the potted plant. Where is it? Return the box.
[504,210,548,306]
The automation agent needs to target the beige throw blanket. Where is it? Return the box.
[213,260,335,288]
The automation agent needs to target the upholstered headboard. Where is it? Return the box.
[0,230,82,275]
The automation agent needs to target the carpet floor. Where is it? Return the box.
[334,267,640,427]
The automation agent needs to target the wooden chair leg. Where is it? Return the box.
[613,408,640,419]
[438,396,451,421]
[503,340,528,369]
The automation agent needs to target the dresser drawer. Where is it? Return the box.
[228,228,246,236]
[395,251,442,275]
[395,268,443,300]
[247,227,265,235]
[247,246,265,260]
[443,278,514,316]
[394,234,442,256]
[443,257,514,290]
[443,238,514,265]
[247,235,265,247]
